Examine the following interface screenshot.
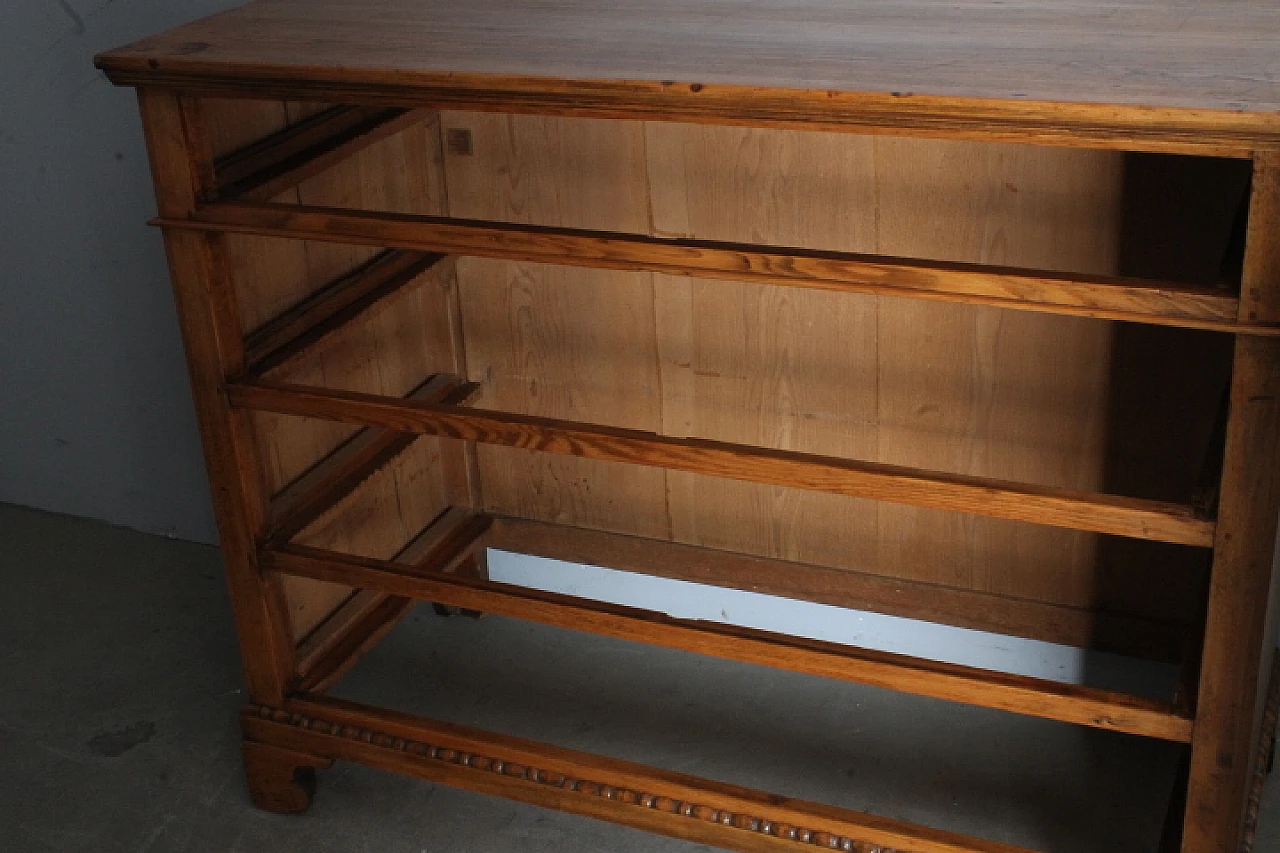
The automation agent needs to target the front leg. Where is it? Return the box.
[242,739,333,814]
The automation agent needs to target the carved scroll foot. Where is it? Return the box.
[242,739,333,814]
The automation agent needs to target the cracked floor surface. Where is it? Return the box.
[1,501,1277,852]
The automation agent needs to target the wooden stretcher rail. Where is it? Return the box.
[213,106,430,201]
[265,374,474,544]
[230,377,1216,547]
[154,201,1280,336]
[246,696,1045,853]
[260,539,1195,742]
[245,249,444,374]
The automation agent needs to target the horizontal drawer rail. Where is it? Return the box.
[156,200,1280,336]
[230,377,1216,547]
[213,106,430,202]
[260,537,1195,742]
[246,695,1045,853]
[293,590,415,693]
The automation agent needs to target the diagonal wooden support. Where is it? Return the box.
[214,106,431,201]
[244,249,445,376]
[291,507,493,692]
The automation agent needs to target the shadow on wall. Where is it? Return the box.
[1092,154,1251,667]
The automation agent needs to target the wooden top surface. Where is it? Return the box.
[96,0,1280,150]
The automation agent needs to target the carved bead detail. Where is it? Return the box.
[654,796,680,813]
[250,705,911,853]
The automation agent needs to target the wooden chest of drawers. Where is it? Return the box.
[96,3,1280,850]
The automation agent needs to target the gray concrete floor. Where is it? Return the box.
[1,501,1277,853]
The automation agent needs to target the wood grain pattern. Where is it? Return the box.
[261,541,1194,742]
[197,115,1194,626]
[94,1,1280,155]
[644,123,883,583]
[638,126,1128,612]
[865,138,1124,609]
[406,134,485,519]
[246,697,1041,853]
[443,113,671,540]
[431,114,1235,631]
[427,115,1223,638]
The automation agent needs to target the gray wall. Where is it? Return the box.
[0,1,242,542]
